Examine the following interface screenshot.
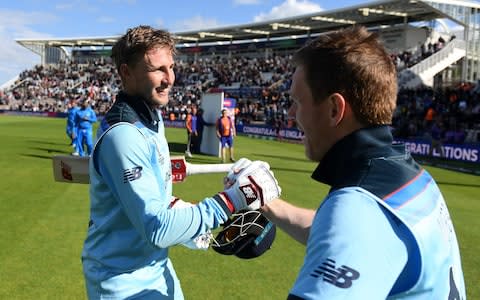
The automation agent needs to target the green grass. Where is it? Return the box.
[0,115,478,299]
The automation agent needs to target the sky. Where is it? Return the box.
[0,0,464,86]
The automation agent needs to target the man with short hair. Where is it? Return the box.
[81,25,280,300]
[258,26,465,299]
[65,99,79,150]
[184,106,197,157]
[74,99,97,156]
[216,109,236,162]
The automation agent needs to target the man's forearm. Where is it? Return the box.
[260,199,315,245]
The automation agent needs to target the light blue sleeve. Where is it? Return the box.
[289,188,408,299]
[96,124,228,248]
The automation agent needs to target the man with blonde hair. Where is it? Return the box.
[81,25,281,299]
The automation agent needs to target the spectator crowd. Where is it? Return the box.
[1,38,479,145]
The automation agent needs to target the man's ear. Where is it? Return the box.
[328,93,346,126]
[119,63,130,79]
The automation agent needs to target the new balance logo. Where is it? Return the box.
[240,185,258,201]
[123,166,143,183]
[311,258,360,288]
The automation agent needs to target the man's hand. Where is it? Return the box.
[214,161,281,212]
[169,197,213,250]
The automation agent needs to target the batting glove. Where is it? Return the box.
[214,161,281,213]
[224,158,253,188]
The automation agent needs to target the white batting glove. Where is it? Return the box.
[169,197,213,250]
[224,158,253,188]
[214,161,281,212]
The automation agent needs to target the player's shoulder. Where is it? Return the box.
[312,187,407,257]
[104,100,139,126]
[97,122,147,157]
[324,187,380,207]
[318,187,386,227]
[104,122,143,140]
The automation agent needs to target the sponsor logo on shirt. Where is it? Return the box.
[123,166,143,183]
[311,258,360,288]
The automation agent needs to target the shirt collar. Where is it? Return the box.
[311,125,395,187]
[117,91,160,131]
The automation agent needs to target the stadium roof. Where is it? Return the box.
[16,0,480,50]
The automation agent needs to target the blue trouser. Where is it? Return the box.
[67,126,77,145]
[76,128,93,156]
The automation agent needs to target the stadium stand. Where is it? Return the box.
[1,0,479,146]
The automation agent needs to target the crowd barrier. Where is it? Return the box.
[2,110,478,164]
[395,138,479,164]
[236,123,479,164]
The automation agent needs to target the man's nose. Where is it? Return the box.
[163,70,175,86]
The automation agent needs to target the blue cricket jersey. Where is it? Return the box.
[288,126,465,300]
[82,92,229,299]
[67,106,79,128]
[75,106,97,129]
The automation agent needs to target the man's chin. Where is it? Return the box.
[304,140,316,161]
[150,96,169,107]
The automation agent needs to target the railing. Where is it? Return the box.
[409,39,466,75]
[398,39,466,88]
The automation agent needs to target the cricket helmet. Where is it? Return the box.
[212,210,276,259]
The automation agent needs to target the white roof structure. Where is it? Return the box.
[16,0,480,82]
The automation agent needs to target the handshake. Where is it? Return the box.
[213,158,281,214]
